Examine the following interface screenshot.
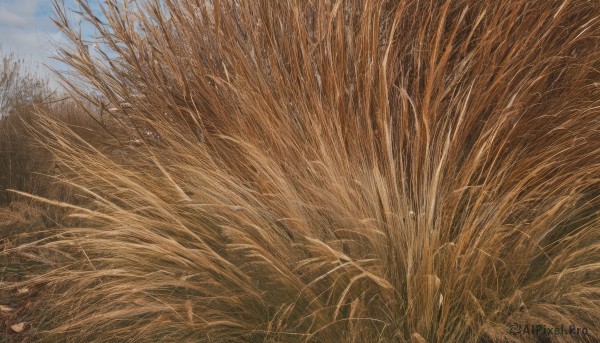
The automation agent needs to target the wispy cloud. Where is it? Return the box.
[0,6,30,26]
[0,0,81,87]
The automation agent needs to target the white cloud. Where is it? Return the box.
[0,0,76,88]
[0,1,108,90]
[0,6,29,26]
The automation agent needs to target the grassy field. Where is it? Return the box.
[1,0,600,342]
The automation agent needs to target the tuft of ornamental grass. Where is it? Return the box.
[4,0,600,341]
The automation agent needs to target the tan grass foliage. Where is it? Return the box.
[3,0,600,342]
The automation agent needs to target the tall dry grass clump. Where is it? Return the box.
[5,0,600,341]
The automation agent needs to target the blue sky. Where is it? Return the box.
[0,0,97,85]
[0,0,65,69]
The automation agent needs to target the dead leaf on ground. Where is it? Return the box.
[11,322,25,332]
[17,287,28,295]
[411,333,427,343]
[0,305,13,312]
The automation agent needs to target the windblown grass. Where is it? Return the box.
[3,0,600,342]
